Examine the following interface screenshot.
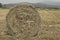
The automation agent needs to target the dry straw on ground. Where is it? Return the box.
[6,3,41,40]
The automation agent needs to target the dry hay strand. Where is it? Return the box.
[6,3,41,40]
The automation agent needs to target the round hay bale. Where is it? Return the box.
[6,3,41,40]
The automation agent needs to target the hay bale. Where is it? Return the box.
[6,3,41,40]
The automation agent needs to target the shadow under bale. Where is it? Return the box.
[6,3,41,40]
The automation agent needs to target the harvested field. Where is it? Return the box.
[0,8,60,40]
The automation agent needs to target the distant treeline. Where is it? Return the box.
[0,3,2,8]
[0,2,60,9]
